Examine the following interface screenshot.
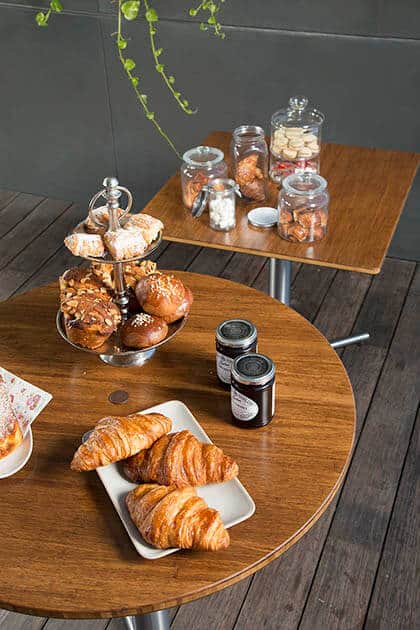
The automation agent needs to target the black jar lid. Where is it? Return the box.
[232,353,275,386]
[216,319,257,349]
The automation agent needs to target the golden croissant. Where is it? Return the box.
[126,484,230,551]
[123,429,239,487]
[71,412,171,471]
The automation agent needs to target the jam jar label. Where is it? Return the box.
[216,352,233,384]
[231,389,259,421]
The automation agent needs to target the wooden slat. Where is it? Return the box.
[172,578,251,630]
[253,260,301,294]
[220,252,266,286]
[0,197,71,270]
[298,265,420,629]
[0,190,19,210]
[0,193,44,239]
[145,132,419,274]
[364,408,419,630]
[187,247,234,276]
[233,257,415,629]
[0,203,85,300]
[0,611,44,630]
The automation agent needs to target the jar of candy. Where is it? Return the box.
[270,96,324,183]
[208,178,240,231]
[231,126,268,203]
[181,146,228,210]
[278,172,329,243]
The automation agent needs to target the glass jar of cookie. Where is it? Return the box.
[181,146,228,210]
[278,172,328,243]
[270,96,324,183]
[231,125,268,203]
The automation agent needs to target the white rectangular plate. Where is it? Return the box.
[92,400,256,560]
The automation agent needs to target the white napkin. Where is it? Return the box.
[0,367,52,436]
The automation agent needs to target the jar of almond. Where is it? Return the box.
[278,172,329,243]
[269,96,324,183]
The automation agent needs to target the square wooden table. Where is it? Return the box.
[143,131,419,345]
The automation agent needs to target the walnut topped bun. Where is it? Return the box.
[59,268,112,302]
[121,313,168,349]
[61,294,121,349]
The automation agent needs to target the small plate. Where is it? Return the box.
[88,400,255,559]
[0,427,33,479]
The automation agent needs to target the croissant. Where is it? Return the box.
[123,429,239,487]
[126,484,230,551]
[71,412,171,471]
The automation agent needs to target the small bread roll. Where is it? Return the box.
[165,286,193,324]
[121,313,168,349]
[135,272,186,320]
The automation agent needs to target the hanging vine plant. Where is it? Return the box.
[35,1,227,158]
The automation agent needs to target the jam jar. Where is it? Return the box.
[269,96,324,183]
[231,353,276,428]
[215,319,257,387]
[278,172,329,243]
[231,125,268,203]
[181,145,228,210]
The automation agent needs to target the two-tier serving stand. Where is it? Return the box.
[56,177,187,367]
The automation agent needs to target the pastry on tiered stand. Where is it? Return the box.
[57,177,190,366]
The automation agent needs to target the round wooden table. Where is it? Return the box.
[0,272,355,627]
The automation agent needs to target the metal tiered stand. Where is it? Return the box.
[57,177,187,367]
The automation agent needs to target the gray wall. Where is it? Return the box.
[1,1,419,256]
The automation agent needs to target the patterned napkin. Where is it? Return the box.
[0,367,52,436]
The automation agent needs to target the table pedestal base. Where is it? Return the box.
[268,257,370,349]
[122,610,170,630]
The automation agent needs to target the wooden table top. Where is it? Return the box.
[143,131,419,274]
[0,272,355,619]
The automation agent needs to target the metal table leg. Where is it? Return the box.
[330,333,370,349]
[122,610,170,630]
[269,258,291,305]
[267,257,370,349]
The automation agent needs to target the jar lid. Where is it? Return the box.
[248,207,278,228]
[182,145,224,167]
[232,353,275,386]
[282,172,327,196]
[271,96,324,129]
[216,319,257,348]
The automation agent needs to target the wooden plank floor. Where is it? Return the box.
[0,192,418,630]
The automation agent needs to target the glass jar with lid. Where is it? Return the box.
[278,172,329,243]
[231,125,268,203]
[181,145,228,210]
[269,96,324,183]
[208,178,239,231]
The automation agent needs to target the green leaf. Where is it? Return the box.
[189,8,197,16]
[155,48,163,56]
[208,15,216,24]
[35,12,48,26]
[131,77,139,87]
[145,7,158,22]
[117,36,127,49]
[146,112,155,120]
[199,22,207,31]
[124,58,136,71]
[182,99,189,107]
[121,1,140,21]
[168,75,175,84]
[141,94,148,103]
[50,0,63,12]
[155,63,164,73]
